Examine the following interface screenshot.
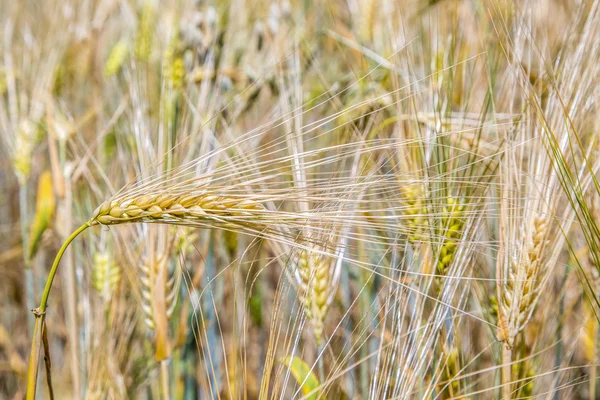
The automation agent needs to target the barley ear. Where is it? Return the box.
[134,2,155,62]
[497,216,548,347]
[91,252,121,303]
[296,249,333,344]
[104,40,128,77]
[435,196,465,291]
[90,193,265,228]
[403,183,428,243]
[140,254,181,361]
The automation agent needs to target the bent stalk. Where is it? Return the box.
[26,223,90,400]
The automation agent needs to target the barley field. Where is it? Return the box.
[1,0,599,399]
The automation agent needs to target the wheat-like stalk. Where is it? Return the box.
[104,40,129,77]
[497,216,548,347]
[140,252,180,369]
[430,195,466,296]
[90,192,266,228]
[436,196,465,278]
[295,248,336,344]
[403,183,428,243]
[91,252,121,304]
[140,253,180,334]
[439,345,463,399]
[163,34,186,89]
[511,354,535,399]
[134,1,155,62]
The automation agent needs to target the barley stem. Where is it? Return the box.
[26,222,90,400]
[591,362,597,400]
[160,360,170,400]
[502,344,512,400]
[317,343,325,386]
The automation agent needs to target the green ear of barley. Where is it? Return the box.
[92,252,121,303]
[512,357,535,399]
[104,40,129,77]
[163,35,186,89]
[438,345,467,399]
[435,196,465,291]
[134,2,155,62]
[403,183,428,243]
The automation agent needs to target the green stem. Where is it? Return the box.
[317,343,325,386]
[26,222,90,400]
[39,223,89,312]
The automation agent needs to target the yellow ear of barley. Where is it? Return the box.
[28,171,56,260]
[296,249,333,344]
[91,193,265,227]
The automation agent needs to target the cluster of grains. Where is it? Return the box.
[295,249,333,344]
[438,345,465,399]
[13,121,38,185]
[90,193,265,227]
[91,252,121,303]
[497,217,548,346]
[163,36,186,89]
[402,183,428,243]
[140,254,180,361]
[140,255,179,330]
[134,1,155,62]
[512,358,535,398]
[104,40,129,77]
[435,196,465,286]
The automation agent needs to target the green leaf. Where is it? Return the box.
[28,171,55,260]
[281,356,324,400]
